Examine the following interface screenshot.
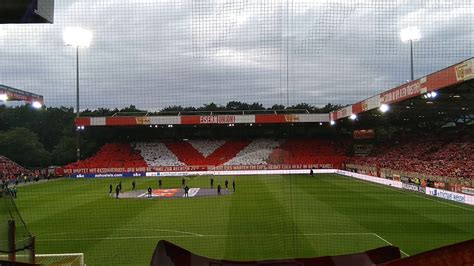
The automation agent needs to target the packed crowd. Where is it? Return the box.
[64,139,349,169]
[135,142,184,166]
[224,139,280,165]
[66,143,148,169]
[348,132,474,180]
[0,155,30,180]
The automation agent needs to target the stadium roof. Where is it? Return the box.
[0,84,44,104]
[0,0,54,23]
[330,57,474,122]
[75,58,474,127]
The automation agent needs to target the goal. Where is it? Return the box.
[34,253,85,266]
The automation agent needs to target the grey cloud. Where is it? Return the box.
[0,0,472,111]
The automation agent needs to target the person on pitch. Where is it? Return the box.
[210,178,214,189]
[158,179,162,189]
[132,180,136,190]
[217,184,221,195]
[184,185,189,197]
[109,184,113,195]
[148,186,152,198]
[118,181,122,192]
[225,179,229,189]
[310,168,314,176]
[232,180,235,192]
[115,185,120,199]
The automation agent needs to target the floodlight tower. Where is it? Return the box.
[63,27,92,161]
[400,27,421,81]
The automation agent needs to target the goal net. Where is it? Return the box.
[35,253,85,266]
[0,253,84,265]
[0,189,34,263]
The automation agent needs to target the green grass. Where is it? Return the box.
[12,174,474,265]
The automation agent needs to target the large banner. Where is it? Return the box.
[63,164,336,175]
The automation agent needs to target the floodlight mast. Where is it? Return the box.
[63,27,92,162]
[400,27,421,81]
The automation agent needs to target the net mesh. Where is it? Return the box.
[0,190,34,263]
[0,0,472,110]
[0,1,473,265]
[35,253,84,266]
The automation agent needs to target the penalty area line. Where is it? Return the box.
[37,232,380,241]
[371,233,409,257]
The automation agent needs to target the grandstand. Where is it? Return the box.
[0,156,30,179]
[1,1,474,265]
[64,138,349,172]
[69,58,473,186]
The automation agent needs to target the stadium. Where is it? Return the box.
[0,1,473,265]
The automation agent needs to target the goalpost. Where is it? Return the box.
[0,253,84,265]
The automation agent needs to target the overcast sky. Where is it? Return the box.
[0,0,472,110]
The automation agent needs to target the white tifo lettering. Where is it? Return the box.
[199,115,235,124]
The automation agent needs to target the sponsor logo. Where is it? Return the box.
[284,114,300,122]
[402,183,425,193]
[135,117,150,125]
[429,188,465,203]
[455,61,474,81]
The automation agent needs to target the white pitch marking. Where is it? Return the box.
[37,232,389,242]
[43,228,202,237]
[340,175,474,212]
[372,233,409,257]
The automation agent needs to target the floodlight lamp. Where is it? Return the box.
[32,101,42,109]
[349,114,357,120]
[330,120,336,126]
[400,27,421,43]
[379,104,390,113]
[430,91,438,98]
[63,27,93,47]
[0,94,8,101]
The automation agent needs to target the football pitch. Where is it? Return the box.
[15,174,474,265]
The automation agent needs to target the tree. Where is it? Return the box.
[226,101,249,110]
[249,102,265,110]
[0,127,51,167]
[269,104,285,110]
[52,136,76,165]
[161,105,184,112]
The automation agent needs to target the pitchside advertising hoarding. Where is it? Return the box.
[401,182,426,193]
[425,187,474,205]
[72,172,146,178]
[462,187,474,196]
